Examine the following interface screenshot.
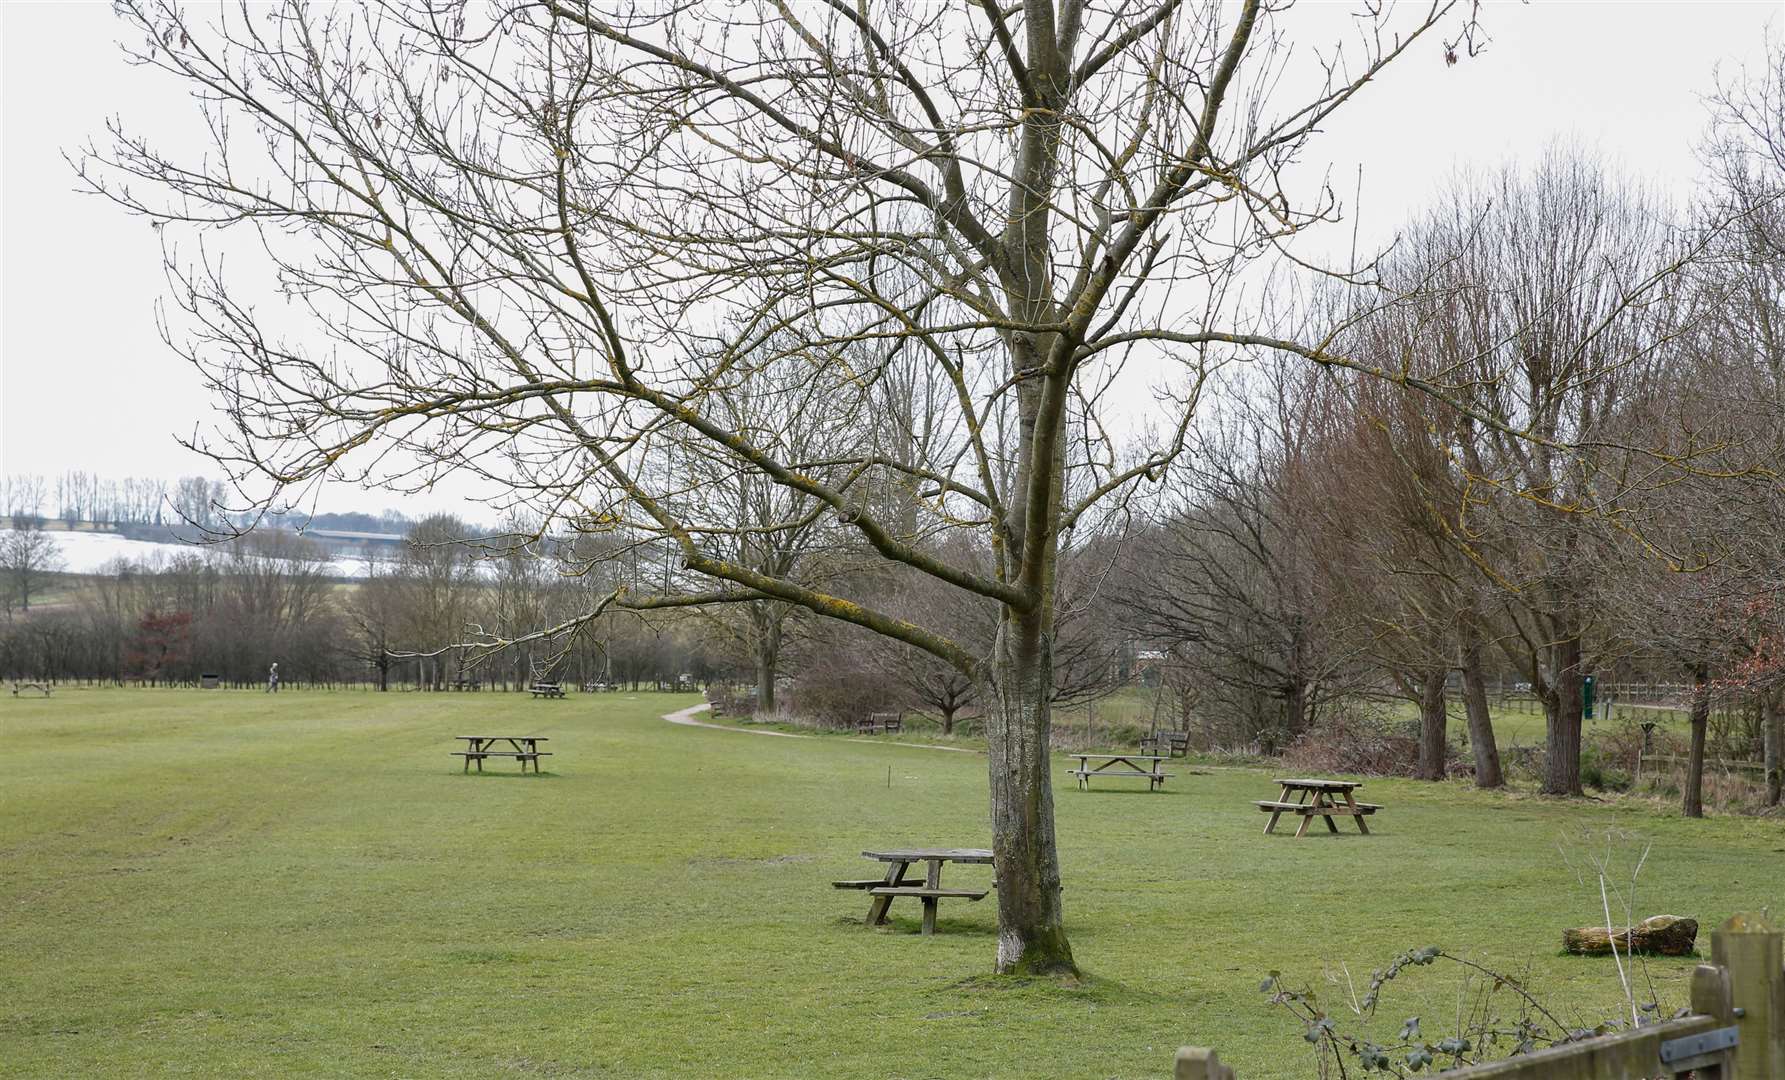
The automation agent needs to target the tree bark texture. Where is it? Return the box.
[1416,667,1448,781]
[1765,690,1782,808]
[1459,626,1504,788]
[1542,634,1585,796]
[983,614,1076,976]
[1685,663,1710,819]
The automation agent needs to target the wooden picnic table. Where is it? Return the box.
[528,682,566,699]
[1255,778,1380,837]
[453,735,552,774]
[1066,753,1172,791]
[833,848,993,935]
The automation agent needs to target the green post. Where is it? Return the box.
[1583,674,1596,721]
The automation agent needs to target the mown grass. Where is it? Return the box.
[4,688,1783,1078]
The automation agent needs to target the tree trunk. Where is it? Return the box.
[1684,663,1710,819]
[1416,667,1448,781]
[751,604,780,715]
[1765,689,1782,808]
[940,703,957,736]
[1459,622,1504,788]
[983,613,1076,977]
[1542,634,1585,796]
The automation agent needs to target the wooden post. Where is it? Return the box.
[1713,912,1785,1080]
[1173,1047,1234,1080]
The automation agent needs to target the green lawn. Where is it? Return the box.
[3,689,1782,1078]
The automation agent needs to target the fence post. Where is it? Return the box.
[1712,912,1785,1080]
[1173,1047,1234,1080]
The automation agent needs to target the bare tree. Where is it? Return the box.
[87,0,1489,974]
[0,519,66,617]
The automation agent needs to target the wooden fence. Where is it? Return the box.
[1174,913,1783,1079]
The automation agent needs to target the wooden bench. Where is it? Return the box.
[528,683,565,699]
[833,877,921,889]
[9,681,52,697]
[867,886,989,901]
[855,713,904,735]
[453,750,554,772]
[1140,730,1190,756]
[1253,800,1381,816]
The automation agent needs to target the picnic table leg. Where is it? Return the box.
[1343,789,1369,835]
[866,860,907,927]
[921,859,942,936]
[1319,793,1340,834]
[1266,784,1297,834]
[1292,788,1325,838]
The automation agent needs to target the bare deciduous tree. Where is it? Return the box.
[0,519,66,617]
[86,0,1487,973]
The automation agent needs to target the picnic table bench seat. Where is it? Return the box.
[833,877,922,890]
[1253,800,1379,815]
[866,886,989,901]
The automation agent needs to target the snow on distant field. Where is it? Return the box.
[5,529,370,579]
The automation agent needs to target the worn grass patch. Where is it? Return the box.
[2,687,1782,1078]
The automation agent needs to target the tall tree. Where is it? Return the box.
[89,0,1488,974]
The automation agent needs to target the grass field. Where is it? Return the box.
[4,689,1782,1078]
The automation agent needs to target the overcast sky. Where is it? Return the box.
[2,0,1780,516]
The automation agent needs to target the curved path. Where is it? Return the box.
[663,702,980,754]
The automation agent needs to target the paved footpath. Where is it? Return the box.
[663,702,979,754]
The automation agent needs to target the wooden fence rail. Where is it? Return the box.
[1174,913,1783,1079]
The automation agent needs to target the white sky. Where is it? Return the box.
[2,0,1780,516]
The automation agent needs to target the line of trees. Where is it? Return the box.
[0,516,736,691]
[1114,133,1785,814]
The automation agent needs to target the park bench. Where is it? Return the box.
[1139,730,1190,757]
[9,681,52,697]
[528,682,565,699]
[1066,753,1172,791]
[854,713,903,735]
[453,736,551,774]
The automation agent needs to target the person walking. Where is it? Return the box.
[267,661,280,693]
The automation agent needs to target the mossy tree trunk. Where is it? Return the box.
[1415,667,1448,781]
[1459,623,1504,787]
[984,609,1075,976]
